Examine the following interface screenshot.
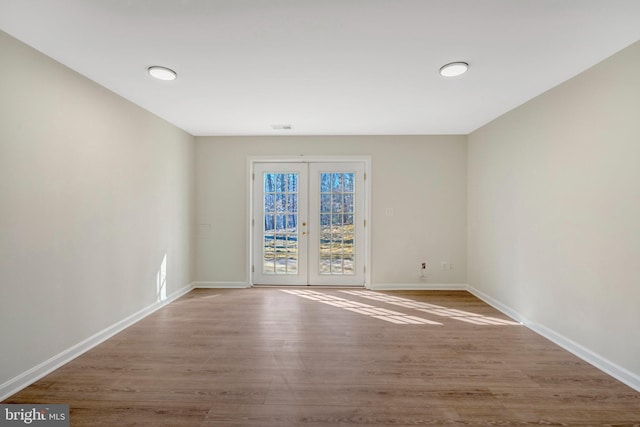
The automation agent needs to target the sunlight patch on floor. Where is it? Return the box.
[340,290,521,326]
[281,289,442,325]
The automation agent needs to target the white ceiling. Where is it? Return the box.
[1,0,639,136]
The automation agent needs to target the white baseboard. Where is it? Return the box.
[0,283,194,402]
[193,281,250,288]
[526,320,640,392]
[466,285,525,324]
[467,285,640,393]
[370,283,467,291]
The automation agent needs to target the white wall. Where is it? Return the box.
[195,136,467,287]
[468,41,640,383]
[0,31,196,390]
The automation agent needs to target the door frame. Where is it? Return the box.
[248,155,371,288]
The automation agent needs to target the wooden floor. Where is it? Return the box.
[4,288,640,426]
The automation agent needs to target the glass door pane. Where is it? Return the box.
[252,163,308,285]
[309,162,365,286]
[263,172,299,275]
[319,172,356,275]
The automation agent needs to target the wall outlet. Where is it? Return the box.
[421,262,427,270]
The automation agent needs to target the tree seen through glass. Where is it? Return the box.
[320,172,355,275]
[263,173,298,274]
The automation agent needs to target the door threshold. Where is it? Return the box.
[252,284,365,289]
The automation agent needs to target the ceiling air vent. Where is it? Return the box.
[271,124,292,130]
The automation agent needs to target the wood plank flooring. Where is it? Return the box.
[4,288,640,426]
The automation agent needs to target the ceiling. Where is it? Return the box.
[1,0,639,136]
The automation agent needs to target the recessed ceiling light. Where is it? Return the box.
[147,66,177,81]
[439,62,469,77]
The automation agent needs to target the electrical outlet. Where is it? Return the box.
[421,262,426,270]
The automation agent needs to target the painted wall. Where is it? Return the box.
[195,136,467,287]
[0,31,196,388]
[468,41,640,380]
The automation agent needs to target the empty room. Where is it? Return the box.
[1,1,639,425]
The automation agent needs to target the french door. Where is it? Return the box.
[252,162,365,286]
